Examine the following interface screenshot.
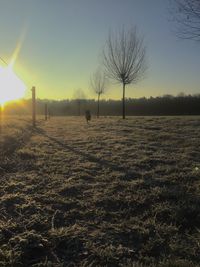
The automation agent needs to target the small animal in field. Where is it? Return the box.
[85,110,91,123]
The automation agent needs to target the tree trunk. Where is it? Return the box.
[78,101,81,116]
[32,86,36,127]
[97,93,100,118]
[122,83,126,119]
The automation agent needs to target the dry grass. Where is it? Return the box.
[0,115,200,266]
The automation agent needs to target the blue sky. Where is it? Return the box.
[0,0,199,100]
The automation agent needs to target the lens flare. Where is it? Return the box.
[0,65,26,105]
[0,27,27,105]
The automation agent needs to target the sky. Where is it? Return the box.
[0,0,199,100]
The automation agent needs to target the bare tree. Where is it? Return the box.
[73,89,86,116]
[172,0,200,40]
[91,70,106,118]
[103,27,146,119]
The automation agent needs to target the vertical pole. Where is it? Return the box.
[45,103,48,121]
[48,109,51,120]
[97,93,100,118]
[32,86,36,127]
[78,100,81,116]
[0,105,2,134]
[122,83,125,119]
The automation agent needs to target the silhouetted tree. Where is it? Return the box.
[91,69,106,118]
[73,89,86,116]
[172,0,200,40]
[103,27,147,119]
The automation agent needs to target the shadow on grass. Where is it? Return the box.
[1,124,200,266]
[39,127,140,179]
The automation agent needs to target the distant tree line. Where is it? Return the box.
[4,94,200,116]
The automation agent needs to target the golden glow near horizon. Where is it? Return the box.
[0,31,27,105]
[0,64,26,105]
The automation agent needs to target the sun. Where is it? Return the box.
[0,64,26,105]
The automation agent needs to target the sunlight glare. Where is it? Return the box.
[0,65,26,105]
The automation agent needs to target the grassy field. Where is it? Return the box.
[0,115,200,267]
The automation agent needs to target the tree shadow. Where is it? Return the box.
[38,128,138,178]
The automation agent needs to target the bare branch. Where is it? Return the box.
[103,27,147,86]
[172,0,200,41]
[102,26,147,119]
[90,69,107,118]
[90,69,106,95]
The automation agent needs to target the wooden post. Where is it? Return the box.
[45,103,48,121]
[0,105,2,134]
[32,87,36,127]
[78,100,81,116]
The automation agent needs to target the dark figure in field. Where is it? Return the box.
[85,110,91,123]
